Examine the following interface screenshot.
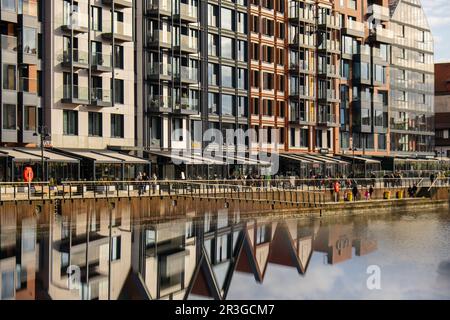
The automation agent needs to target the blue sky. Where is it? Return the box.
[422,0,450,62]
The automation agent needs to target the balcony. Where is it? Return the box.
[173,3,198,23]
[91,52,112,73]
[19,77,39,106]
[90,88,112,107]
[146,0,172,16]
[102,0,133,9]
[147,63,172,80]
[318,64,339,78]
[174,66,198,84]
[102,21,133,43]
[289,85,314,100]
[174,97,199,115]
[174,35,198,54]
[61,12,89,34]
[318,14,341,30]
[369,26,394,44]
[318,89,339,103]
[61,85,89,104]
[147,31,172,49]
[342,20,365,38]
[289,34,315,49]
[60,49,89,69]
[317,113,338,127]
[368,4,390,22]
[148,95,172,111]
[318,39,340,54]
[289,3,315,23]
[289,60,311,73]
[1,35,17,62]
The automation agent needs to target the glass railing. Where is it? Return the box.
[346,19,364,32]
[1,0,16,12]
[92,52,112,68]
[62,85,89,101]
[175,97,199,112]
[61,49,89,65]
[318,113,337,124]
[146,0,172,12]
[148,95,172,109]
[176,66,198,82]
[19,0,38,17]
[372,26,394,39]
[62,11,89,29]
[148,63,172,77]
[368,4,389,20]
[180,35,198,51]
[19,77,38,93]
[91,88,112,103]
[147,31,172,45]
[112,21,133,37]
[289,3,314,20]
[1,35,17,52]
[175,3,198,19]
[357,45,371,55]
[318,14,341,28]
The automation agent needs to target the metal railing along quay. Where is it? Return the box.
[0,177,448,202]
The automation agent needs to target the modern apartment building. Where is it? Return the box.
[389,0,434,156]
[337,0,391,157]
[0,0,41,147]
[434,62,450,158]
[43,0,135,150]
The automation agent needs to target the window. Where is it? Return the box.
[222,94,234,116]
[172,118,183,141]
[237,40,247,62]
[208,4,218,27]
[22,27,37,55]
[111,236,121,261]
[63,110,78,135]
[2,64,16,90]
[221,65,234,88]
[262,72,274,90]
[208,92,219,114]
[24,105,37,131]
[237,68,247,90]
[111,114,124,138]
[208,63,218,86]
[114,45,124,69]
[208,33,218,56]
[221,36,234,59]
[91,6,102,31]
[2,104,16,130]
[221,8,234,31]
[88,112,103,137]
[113,79,124,104]
[1,271,15,299]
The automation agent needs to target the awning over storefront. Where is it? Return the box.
[16,148,80,163]
[95,150,150,164]
[59,149,124,163]
[0,148,42,162]
[149,151,210,165]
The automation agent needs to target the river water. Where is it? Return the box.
[0,199,449,300]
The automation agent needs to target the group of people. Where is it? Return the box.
[136,172,158,195]
[332,180,375,202]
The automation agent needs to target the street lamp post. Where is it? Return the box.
[34,126,51,182]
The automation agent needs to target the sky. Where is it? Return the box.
[421,0,450,62]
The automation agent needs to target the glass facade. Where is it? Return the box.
[390,0,435,155]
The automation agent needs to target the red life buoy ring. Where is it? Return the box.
[23,167,34,183]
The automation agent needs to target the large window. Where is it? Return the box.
[2,104,16,130]
[221,8,234,31]
[88,112,103,137]
[222,94,234,116]
[221,65,234,88]
[22,27,37,55]
[221,36,234,59]
[111,114,124,138]
[2,64,16,90]
[63,110,78,135]
[24,105,37,131]
[91,6,102,31]
[113,79,124,104]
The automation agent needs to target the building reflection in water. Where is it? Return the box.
[0,199,379,300]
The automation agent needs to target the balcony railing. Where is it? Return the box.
[61,49,89,65]
[175,66,198,82]
[148,95,172,109]
[92,52,112,68]
[1,35,17,52]
[175,97,199,112]
[319,89,338,101]
[19,77,38,93]
[62,85,89,101]
[177,35,198,51]
[62,11,89,30]
[91,88,112,104]
[147,31,172,46]
[346,19,364,33]
[368,4,390,21]
[319,40,340,51]
[371,26,394,40]
[1,0,17,13]
[318,14,341,28]
[289,3,315,21]
[146,0,172,12]
[147,63,172,77]
[175,3,198,20]
[318,113,337,124]
[318,64,337,76]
